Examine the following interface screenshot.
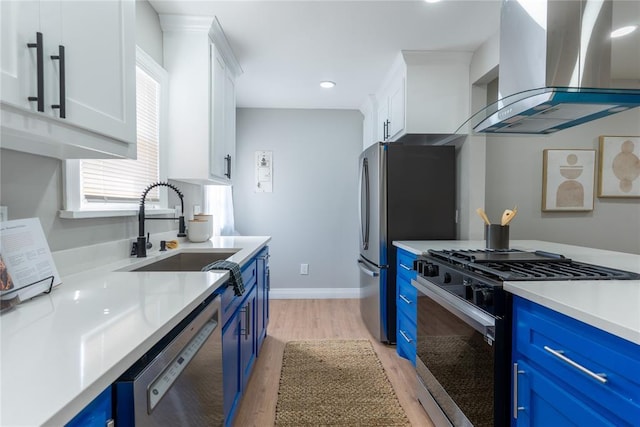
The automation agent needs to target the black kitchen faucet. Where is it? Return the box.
[136,181,187,257]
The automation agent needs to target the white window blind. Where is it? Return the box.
[81,66,160,203]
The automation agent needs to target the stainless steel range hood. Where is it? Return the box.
[469,0,640,135]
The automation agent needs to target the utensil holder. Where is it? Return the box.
[485,224,509,250]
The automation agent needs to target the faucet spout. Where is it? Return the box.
[136,181,187,257]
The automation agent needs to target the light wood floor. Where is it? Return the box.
[232,299,435,427]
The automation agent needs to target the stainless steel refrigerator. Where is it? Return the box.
[358,142,456,343]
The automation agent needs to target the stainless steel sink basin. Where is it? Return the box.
[128,250,240,272]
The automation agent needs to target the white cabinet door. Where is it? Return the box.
[161,15,239,185]
[376,71,404,142]
[59,0,136,144]
[224,69,236,180]
[387,76,405,140]
[210,43,229,181]
[1,1,59,112]
[377,100,389,141]
[0,0,136,159]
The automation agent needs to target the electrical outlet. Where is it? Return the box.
[174,205,181,222]
[300,263,309,275]
[0,206,7,222]
[193,205,201,215]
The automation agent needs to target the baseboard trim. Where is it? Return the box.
[270,288,360,299]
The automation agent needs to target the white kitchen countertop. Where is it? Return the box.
[0,235,270,427]
[394,240,640,345]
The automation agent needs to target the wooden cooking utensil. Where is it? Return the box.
[476,208,491,225]
[501,206,518,226]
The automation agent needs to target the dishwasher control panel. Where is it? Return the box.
[148,318,218,411]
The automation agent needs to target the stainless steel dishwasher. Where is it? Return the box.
[115,294,223,426]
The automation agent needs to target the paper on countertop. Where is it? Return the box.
[0,218,62,302]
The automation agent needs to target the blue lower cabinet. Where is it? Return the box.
[222,247,269,426]
[222,311,242,425]
[65,386,112,427]
[512,296,640,427]
[240,285,257,391]
[256,247,270,354]
[396,309,416,365]
[396,248,417,365]
[513,359,622,427]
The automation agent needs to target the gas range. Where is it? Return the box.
[413,249,640,316]
[410,248,640,427]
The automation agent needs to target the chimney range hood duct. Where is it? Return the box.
[468,0,640,135]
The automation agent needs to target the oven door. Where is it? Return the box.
[412,276,496,427]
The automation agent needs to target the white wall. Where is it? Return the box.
[485,108,640,254]
[233,108,363,297]
[0,149,200,251]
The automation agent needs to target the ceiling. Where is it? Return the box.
[147,0,502,109]
[147,0,639,110]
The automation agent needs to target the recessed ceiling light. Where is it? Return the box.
[424,0,441,3]
[320,81,336,89]
[611,25,637,38]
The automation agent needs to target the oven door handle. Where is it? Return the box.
[412,278,496,342]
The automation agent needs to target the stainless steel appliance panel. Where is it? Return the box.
[414,277,496,427]
[358,142,456,344]
[359,143,383,266]
[117,295,223,426]
[358,257,386,342]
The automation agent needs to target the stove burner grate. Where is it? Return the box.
[425,249,640,282]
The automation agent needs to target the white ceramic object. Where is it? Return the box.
[194,214,213,237]
[187,220,210,242]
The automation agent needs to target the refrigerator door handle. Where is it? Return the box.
[357,259,379,277]
[359,158,370,250]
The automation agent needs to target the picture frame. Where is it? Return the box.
[598,136,640,198]
[542,149,595,212]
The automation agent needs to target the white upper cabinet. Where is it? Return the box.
[161,15,241,185]
[364,51,472,146]
[0,0,136,159]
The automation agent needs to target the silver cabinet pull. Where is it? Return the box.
[244,302,251,339]
[398,330,412,343]
[399,294,412,304]
[399,263,412,271]
[543,345,608,384]
[513,363,525,419]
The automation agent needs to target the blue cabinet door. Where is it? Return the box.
[256,247,269,354]
[240,285,257,391]
[396,248,417,364]
[512,297,640,427]
[513,360,622,427]
[222,312,241,426]
[65,386,112,427]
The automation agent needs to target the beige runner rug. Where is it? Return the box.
[275,339,411,426]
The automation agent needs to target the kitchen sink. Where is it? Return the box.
[124,250,240,272]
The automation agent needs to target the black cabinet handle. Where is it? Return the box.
[385,119,390,140]
[224,154,232,179]
[50,45,66,118]
[27,32,44,112]
[382,120,388,141]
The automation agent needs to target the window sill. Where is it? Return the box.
[59,208,176,219]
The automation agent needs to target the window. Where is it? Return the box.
[61,48,169,218]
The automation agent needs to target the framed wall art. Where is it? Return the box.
[598,136,640,198]
[542,149,596,211]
